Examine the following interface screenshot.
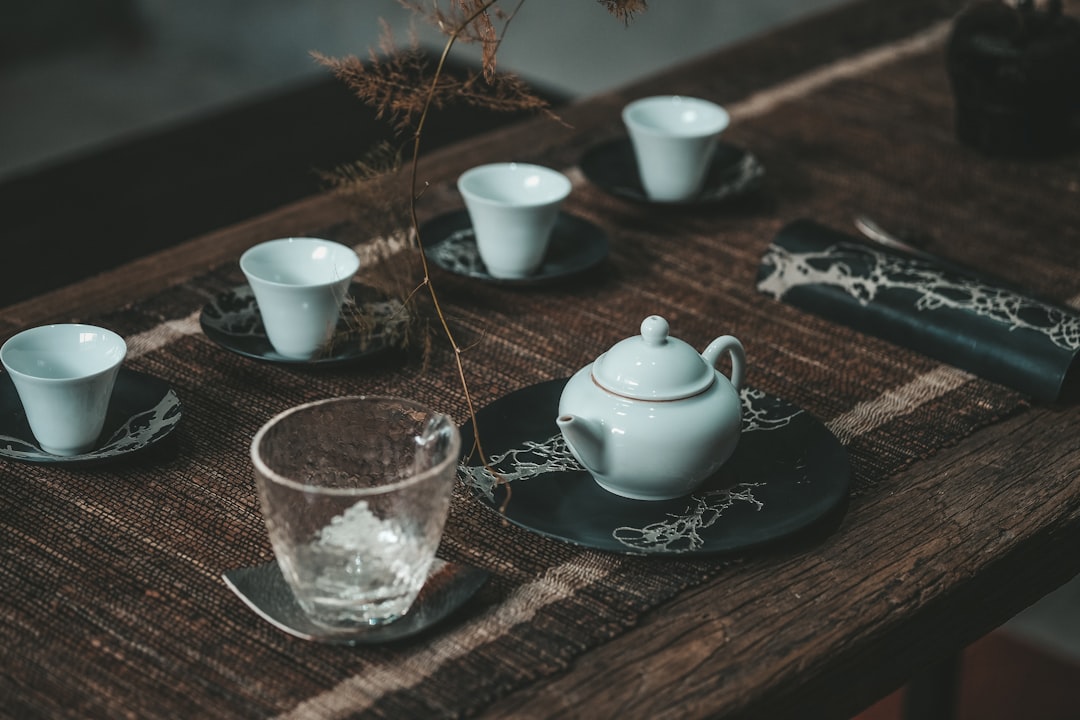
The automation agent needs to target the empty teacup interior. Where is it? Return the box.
[457,163,572,207]
[240,238,360,286]
[623,95,730,137]
[1,324,126,380]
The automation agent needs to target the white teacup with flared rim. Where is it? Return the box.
[1,324,127,456]
[240,238,360,360]
[622,95,731,202]
[457,162,572,279]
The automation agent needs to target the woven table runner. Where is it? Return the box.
[4,14,1080,720]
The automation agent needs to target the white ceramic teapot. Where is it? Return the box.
[556,315,745,501]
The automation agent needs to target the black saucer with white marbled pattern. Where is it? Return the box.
[0,369,182,465]
[199,282,402,366]
[420,210,608,286]
[459,379,848,556]
[580,137,765,206]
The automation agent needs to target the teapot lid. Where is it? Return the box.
[591,315,715,400]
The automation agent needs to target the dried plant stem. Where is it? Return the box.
[319,0,644,512]
[407,0,509,504]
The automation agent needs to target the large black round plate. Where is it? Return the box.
[459,379,848,556]
[580,137,765,206]
[421,210,608,286]
[200,282,400,366]
[0,368,182,465]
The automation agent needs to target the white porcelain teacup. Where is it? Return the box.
[240,238,360,360]
[1,324,127,456]
[457,162,572,279]
[622,95,730,202]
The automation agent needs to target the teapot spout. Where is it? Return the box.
[556,414,606,475]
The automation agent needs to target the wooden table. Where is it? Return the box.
[3,1,1079,718]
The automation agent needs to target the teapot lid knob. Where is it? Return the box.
[641,315,669,345]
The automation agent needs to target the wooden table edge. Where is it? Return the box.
[475,397,1080,719]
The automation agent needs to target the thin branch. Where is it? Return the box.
[318,0,645,510]
[403,0,509,501]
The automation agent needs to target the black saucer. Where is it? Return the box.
[0,368,182,465]
[199,282,403,366]
[580,137,765,205]
[459,379,848,556]
[223,558,489,645]
[420,210,608,286]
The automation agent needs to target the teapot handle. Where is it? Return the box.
[702,336,745,391]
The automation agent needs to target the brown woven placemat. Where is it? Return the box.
[4,18,1080,720]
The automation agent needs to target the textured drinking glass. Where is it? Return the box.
[240,237,360,360]
[1,324,126,456]
[250,396,461,630]
[457,162,572,279]
[622,95,730,202]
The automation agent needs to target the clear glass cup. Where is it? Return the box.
[250,396,460,630]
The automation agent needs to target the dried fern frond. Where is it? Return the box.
[400,0,504,78]
[312,46,433,134]
[313,46,553,135]
[323,242,434,366]
[318,141,411,249]
[438,67,553,116]
[313,0,649,502]
[598,0,647,23]
[318,141,403,192]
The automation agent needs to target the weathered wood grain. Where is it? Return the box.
[478,401,1080,719]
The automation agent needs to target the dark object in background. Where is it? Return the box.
[946,0,1080,157]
